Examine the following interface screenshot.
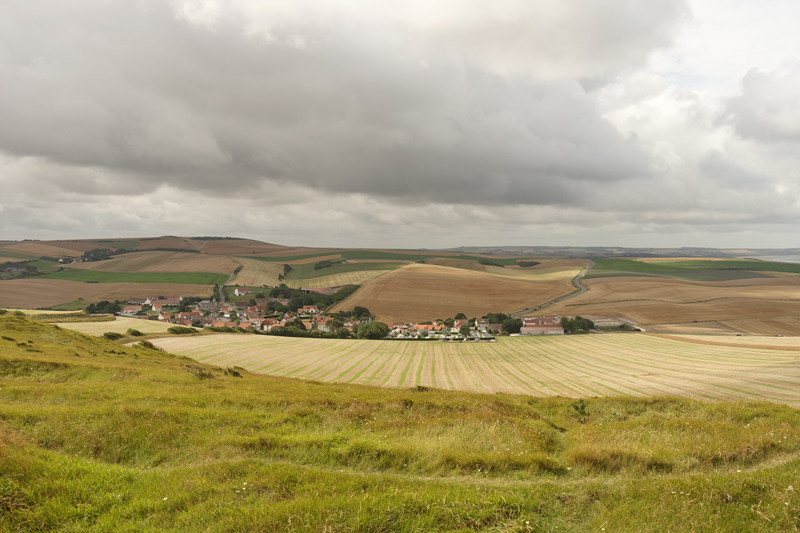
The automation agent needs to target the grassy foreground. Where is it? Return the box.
[1,316,800,532]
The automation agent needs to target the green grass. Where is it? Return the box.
[285,262,403,280]
[41,269,228,285]
[586,258,794,281]
[43,299,90,311]
[2,316,800,531]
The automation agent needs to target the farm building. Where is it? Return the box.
[234,287,252,296]
[520,325,564,336]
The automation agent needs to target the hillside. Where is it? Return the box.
[2,315,800,531]
[329,261,585,322]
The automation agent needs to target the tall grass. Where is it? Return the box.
[2,315,800,531]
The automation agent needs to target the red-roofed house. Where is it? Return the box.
[234,287,252,296]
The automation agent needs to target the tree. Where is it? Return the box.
[454,312,467,320]
[335,327,351,339]
[459,325,471,337]
[356,321,389,339]
[444,318,454,327]
[502,318,522,334]
[353,306,371,317]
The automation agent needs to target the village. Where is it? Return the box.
[116,286,637,340]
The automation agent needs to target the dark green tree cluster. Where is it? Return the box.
[268,284,359,312]
[560,316,594,334]
[356,321,390,339]
[501,318,523,334]
[85,300,122,314]
[478,259,504,268]
[313,260,338,270]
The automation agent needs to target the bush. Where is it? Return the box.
[478,258,504,268]
[517,261,540,268]
[103,332,124,340]
[136,340,165,352]
[168,326,197,335]
[126,328,144,337]
[0,309,7,315]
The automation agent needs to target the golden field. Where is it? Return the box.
[153,332,800,407]
[328,261,585,322]
[0,279,213,309]
[545,275,800,335]
[63,251,239,273]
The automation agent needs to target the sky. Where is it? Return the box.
[2,0,800,249]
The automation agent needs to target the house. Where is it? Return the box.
[522,317,559,326]
[315,317,333,332]
[211,320,237,328]
[301,305,319,315]
[454,319,469,328]
[234,287,252,296]
[121,305,142,315]
[128,297,147,305]
[197,300,217,312]
[158,313,172,321]
[360,316,372,323]
[151,303,163,311]
[489,323,503,332]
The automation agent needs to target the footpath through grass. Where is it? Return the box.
[41,269,228,285]
[1,316,800,531]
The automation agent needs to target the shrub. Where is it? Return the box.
[168,326,197,335]
[136,340,165,352]
[517,261,540,268]
[478,258,504,268]
[103,332,124,340]
[126,328,144,337]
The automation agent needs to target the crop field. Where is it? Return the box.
[329,263,582,322]
[2,242,103,257]
[284,270,391,289]
[55,316,174,336]
[64,251,239,273]
[153,333,800,407]
[587,257,800,281]
[546,275,800,335]
[197,238,289,255]
[0,279,213,309]
[231,257,283,287]
[41,269,228,285]
[284,261,402,280]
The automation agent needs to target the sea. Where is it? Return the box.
[750,255,800,264]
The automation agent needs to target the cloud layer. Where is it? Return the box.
[1,0,799,247]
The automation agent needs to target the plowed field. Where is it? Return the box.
[0,279,213,309]
[327,262,586,323]
[64,252,238,273]
[545,276,800,335]
[154,333,800,407]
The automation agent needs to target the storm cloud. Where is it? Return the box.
[1,0,799,247]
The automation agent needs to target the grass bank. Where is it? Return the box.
[41,269,228,285]
[1,316,799,531]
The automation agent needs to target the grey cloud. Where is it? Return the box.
[0,0,667,208]
[726,64,800,142]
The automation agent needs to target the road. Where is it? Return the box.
[511,259,595,317]
[217,271,236,303]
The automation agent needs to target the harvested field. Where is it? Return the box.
[55,316,174,336]
[63,251,239,273]
[546,276,800,335]
[198,239,289,255]
[329,263,583,322]
[4,242,104,257]
[284,270,390,289]
[42,270,227,285]
[154,333,800,407]
[133,237,197,251]
[0,279,213,309]
[0,257,26,263]
[231,257,283,287]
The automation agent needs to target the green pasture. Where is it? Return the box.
[249,250,535,266]
[586,258,798,281]
[41,269,228,285]
[2,316,800,532]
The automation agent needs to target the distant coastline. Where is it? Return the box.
[750,255,800,264]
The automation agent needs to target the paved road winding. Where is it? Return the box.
[511,259,595,317]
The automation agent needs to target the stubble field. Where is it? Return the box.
[63,251,239,273]
[152,332,800,407]
[55,316,174,336]
[0,279,213,309]
[329,262,585,322]
[545,275,800,335]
